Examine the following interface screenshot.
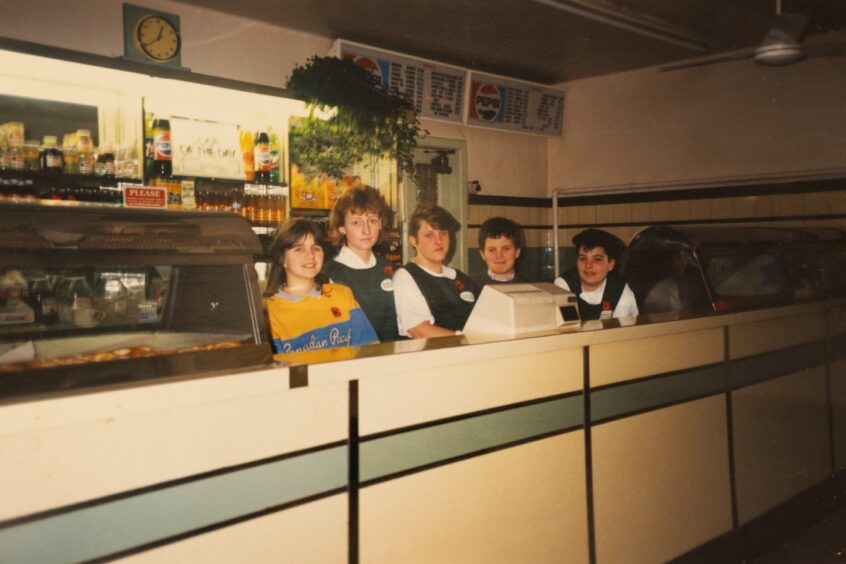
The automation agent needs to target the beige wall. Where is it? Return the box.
[549,41,846,193]
[0,0,550,198]
[0,0,330,89]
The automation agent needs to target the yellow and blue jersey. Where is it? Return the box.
[266,283,378,356]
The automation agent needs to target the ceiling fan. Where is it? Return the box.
[661,0,846,72]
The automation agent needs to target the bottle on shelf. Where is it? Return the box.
[76,129,94,175]
[62,133,79,174]
[23,140,40,171]
[41,136,64,174]
[96,143,116,178]
[268,129,280,184]
[144,113,155,179]
[240,130,254,182]
[231,187,242,215]
[253,131,271,184]
[151,119,181,209]
[30,277,58,325]
[152,119,172,178]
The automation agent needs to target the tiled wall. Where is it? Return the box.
[467,189,846,281]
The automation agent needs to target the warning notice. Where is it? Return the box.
[122,185,167,209]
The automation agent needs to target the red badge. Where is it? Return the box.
[384,266,394,276]
[454,280,465,291]
[331,307,342,318]
[601,300,612,311]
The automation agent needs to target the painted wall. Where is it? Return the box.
[0,0,548,198]
[549,41,846,193]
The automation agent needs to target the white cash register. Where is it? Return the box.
[463,282,580,336]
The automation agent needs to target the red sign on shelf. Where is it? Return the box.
[122,184,167,209]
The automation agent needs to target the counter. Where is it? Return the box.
[1,298,844,563]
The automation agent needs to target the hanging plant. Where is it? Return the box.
[286,56,424,179]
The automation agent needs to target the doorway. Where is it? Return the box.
[401,137,468,271]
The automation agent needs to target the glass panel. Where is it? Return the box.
[705,253,789,298]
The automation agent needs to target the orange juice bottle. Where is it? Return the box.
[239,130,255,182]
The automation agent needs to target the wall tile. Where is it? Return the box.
[732,196,757,219]
[613,204,632,224]
[711,198,732,219]
[832,191,846,214]
[669,200,691,221]
[773,194,804,217]
[468,204,482,224]
[468,227,480,248]
[605,226,630,244]
[804,192,830,216]
[579,206,597,225]
[631,202,651,223]
[689,199,711,220]
[650,201,670,222]
[562,206,580,225]
[596,204,615,225]
[755,195,775,217]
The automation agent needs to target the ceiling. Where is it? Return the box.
[176,0,846,84]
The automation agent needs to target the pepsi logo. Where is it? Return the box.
[474,83,501,121]
[353,56,383,83]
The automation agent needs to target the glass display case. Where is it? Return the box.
[625,224,846,316]
[0,203,272,400]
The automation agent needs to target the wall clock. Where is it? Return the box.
[123,4,183,68]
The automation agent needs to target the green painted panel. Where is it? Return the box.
[360,395,583,483]
[730,341,827,390]
[591,364,724,424]
[0,445,347,563]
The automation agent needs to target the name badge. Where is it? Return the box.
[459,291,475,303]
[380,279,394,292]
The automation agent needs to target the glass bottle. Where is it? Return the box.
[41,136,63,174]
[76,129,94,175]
[58,276,93,326]
[95,277,129,323]
[30,277,58,325]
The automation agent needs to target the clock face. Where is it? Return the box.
[134,15,180,62]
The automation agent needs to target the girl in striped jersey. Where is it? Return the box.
[264,219,377,356]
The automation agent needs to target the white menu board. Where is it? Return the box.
[335,40,466,123]
[170,117,243,179]
[466,73,565,137]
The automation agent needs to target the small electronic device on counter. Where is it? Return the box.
[463,282,580,336]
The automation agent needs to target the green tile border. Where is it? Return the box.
[360,394,584,484]
[0,445,347,564]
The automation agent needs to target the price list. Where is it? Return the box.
[467,73,565,137]
[339,42,465,123]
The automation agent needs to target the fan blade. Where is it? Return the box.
[660,48,755,72]
[762,12,809,45]
[804,41,846,57]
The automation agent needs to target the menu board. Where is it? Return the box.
[336,41,465,123]
[170,117,243,179]
[467,73,565,137]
